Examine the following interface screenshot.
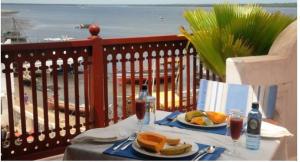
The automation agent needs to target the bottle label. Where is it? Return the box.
[246,134,260,149]
[247,118,261,134]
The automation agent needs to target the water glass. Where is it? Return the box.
[147,96,156,127]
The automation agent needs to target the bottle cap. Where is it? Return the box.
[141,84,148,91]
[252,102,259,109]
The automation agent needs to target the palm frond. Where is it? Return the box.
[181,3,295,80]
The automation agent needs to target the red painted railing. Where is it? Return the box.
[1,25,219,160]
[103,35,197,124]
[1,39,95,160]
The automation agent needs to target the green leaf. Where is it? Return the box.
[181,3,295,80]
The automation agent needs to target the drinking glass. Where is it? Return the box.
[147,96,156,128]
[135,99,146,132]
[228,110,243,154]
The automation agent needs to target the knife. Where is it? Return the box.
[192,146,210,161]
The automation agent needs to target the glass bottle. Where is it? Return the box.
[246,102,262,150]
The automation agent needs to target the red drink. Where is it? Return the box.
[136,100,146,120]
[230,117,243,140]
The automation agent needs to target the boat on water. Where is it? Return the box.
[75,24,91,29]
[2,31,27,43]
[1,17,27,44]
[44,35,74,42]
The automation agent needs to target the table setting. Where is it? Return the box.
[64,92,292,161]
[102,131,226,161]
[64,110,292,160]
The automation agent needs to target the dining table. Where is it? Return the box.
[63,110,285,160]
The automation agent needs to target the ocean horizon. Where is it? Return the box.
[1,3,297,42]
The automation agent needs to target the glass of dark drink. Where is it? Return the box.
[228,110,244,154]
[135,99,146,132]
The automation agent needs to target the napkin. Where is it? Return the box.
[159,111,182,125]
[71,128,128,144]
[260,121,293,138]
[103,140,225,161]
[156,112,228,135]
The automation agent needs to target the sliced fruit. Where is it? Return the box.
[160,143,192,155]
[137,132,167,153]
[203,117,214,126]
[206,111,227,124]
[185,111,205,122]
[166,137,180,146]
[190,117,205,125]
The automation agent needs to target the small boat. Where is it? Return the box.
[75,24,91,29]
[2,32,27,43]
[44,35,74,42]
[160,16,165,21]
[43,38,63,41]
[1,17,27,44]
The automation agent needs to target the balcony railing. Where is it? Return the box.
[1,25,220,160]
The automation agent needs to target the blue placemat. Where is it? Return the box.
[155,111,228,135]
[103,139,225,161]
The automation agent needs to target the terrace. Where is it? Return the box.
[1,20,297,160]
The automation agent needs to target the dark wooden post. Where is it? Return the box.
[88,24,107,127]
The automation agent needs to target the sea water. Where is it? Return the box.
[1,3,297,42]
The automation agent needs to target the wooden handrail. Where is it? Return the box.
[2,39,93,51]
[102,34,185,45]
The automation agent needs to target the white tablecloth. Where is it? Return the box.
[63,111,281,160]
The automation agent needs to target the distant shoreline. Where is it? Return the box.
[2,9,19,15]
[2,3,297,8]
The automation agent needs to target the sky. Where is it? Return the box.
[1,0,297,4]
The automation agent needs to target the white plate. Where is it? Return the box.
[176,113,227,128]
[260,123,288,139]
[71,128,129,144]
[132,139,199,159]
[244,122,291,139]
[260,132,283,139]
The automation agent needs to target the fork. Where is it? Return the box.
[191,146,210,161]
[120,134,137,150]
[194,146,216,161]
[113,133,136,151]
